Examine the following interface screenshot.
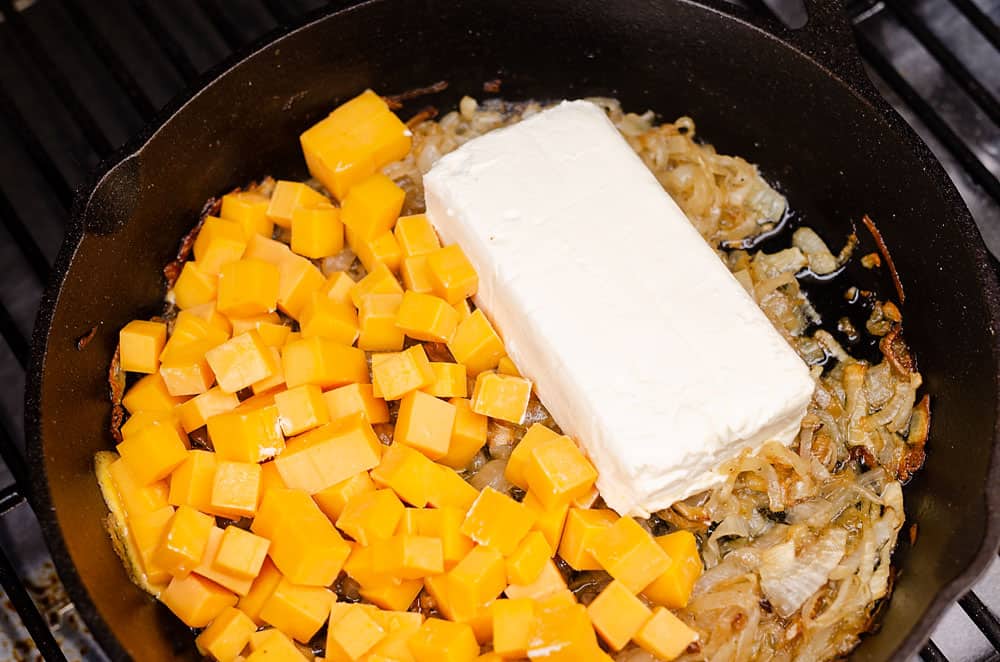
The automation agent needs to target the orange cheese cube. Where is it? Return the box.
[558,508,617,571]
[274,417,381,494]
[369,610,423,661]
[396,291,459,343]
[633,607,698,661]
[422,362,467,399]
[314,471,375,522]
[341,173,405,241]
[350,263,404,307]
[447,310,504,376]
[291,203,344,259]
[277,254,326,320]
[237,558,283,625]
[422,574,478,623]
[327,602,387,661]
[526,601,601,661]
[207,405,285,463]
[220,190,274,239]
[154,505,215,577]
[168,310,230,352]
[333,92,412,166]
[504,424,560,490]
[424,464,478,513]
[372,534,445,579]
[173,261,219,310]
[260,461,287,492]
[408,618,479,662]
[464,602,494,645]
[350,228,403,274]
[402,507,474,567]
[506,531,552,586]
[641,531,703,609]
[299,294,359,345]
[588,517,671,593]
[360,578,424,612]
[120,410,187,446]
[572,486,600,510]
[251,351,285,398]
[194,216,248,275]
[439,398,487,470]
[205,331,277,393]
[107,457,169,519]
[196,606,257,661]
[336,488,406,545]
[587,580,653,651]
[210,461,262,519]
[504,559,567,601]
[449,544,507,606]
[358,293,405,351]
[401,255,435,294]
[244,233,292,266]
[454,299,472,323]
[123,373,184,414]
[119,320,167,373]
[282,336,367,389]
[116,420,188,485]
[168,449,218,511]
[176,387,240,433]
[523,436,598,509]
[426,245,478,305]
[470,372,532,425]
[394,390,457,460]
[230,315,289,347]
[320,270,356,305]
[217,259,280,318]
[130,505,175,586]
[274,384,330,436]
[214,526,270,580]
[160,573,237,628]
[194,527,255,595]
[252,488,351,586]
[159,340,216,396]
[260,577,335,643]
[323,383,389,424]
[266,180,329,229]
[245,628,307,661]
[394,214,440,257]
[492,598,535,658]
[460,487,536,556]
[496,356,520,378]
[371,345,435,400]
[370,443,437,507]
[181,302,232,335]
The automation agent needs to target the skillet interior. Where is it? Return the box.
[26,1,1000,660]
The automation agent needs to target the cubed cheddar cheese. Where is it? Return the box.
[449,543,507,607]
[358,293,405,351]
[260,577,335,643]
[119,320,167,373]
[260,461,287,493]
[447,310,504,376]
[504,559,567,601]
[394,214,440,257]
[558,508,618,571]
[426,244,478,305]
[168,311,230,352]
[244,233,292,266]
[497,356,521,378]
[586,580,652,651]
[274,417,381,494]
[217,259,280,318]
[461,487,537,556]
[633,607,698,661]
[276,254,326,319]
[453,299,472,323]
[160,573,238,628]
[422,573,477,624]
[159,340,216,396]
[194,527,255,595]
[371,345,435,400]
[116,420,188,485]
[175,387,240,433]
[506,531,552,586]
[371,534,445,579]
[369,610,423,661]
[526,601,602,661]
[173,262,219,310]
[210,461,262,519]
[422,362,467,398]
[107,457,169,519]
[402,506,474,567]
[327,602,387,661]
[230,316,290,348]
[351,263,404,307]
[194,216,248,275]
[492,598,535,659]
[394,390,457,460]
[214,526,271,580]
[470,372,532,425]
[266,180,329,229]
[323,383,390,425]
[168,449,218,511]
[123,373,184,414]
[245,628,307,662]
[318,271,354,306]
[206,404,285,463]
[439,398,487,470]
[350,228,403,274]
[154,505,215,577]
[179,302,233,336]
[205,330,278,393]
[504,424,560,490]
[129,505,175,586]
[274,384,330,436]
[120,411,187,446]
[220,190,274,239]
[341,173,405,240]
[396,291,459,343]
[588,516,671,593]
[282,336,368,389]
[523,436,598,509]
[425,463,479,512]
[401,255,435,294]
[300,293,359,346]
[336,488,406,545]
[314,471,376,522]
[360,578,424,612]
[464,602,494,646]
[291,203,344,259]
[641,531,703,609]
[237,558,283,625]
[196,606,257,662]
[408,618,479,662]
[370,443,437,507]
[252,347,286,395]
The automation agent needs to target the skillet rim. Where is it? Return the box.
[23,1,1000,660]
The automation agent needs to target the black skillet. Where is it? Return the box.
[25,0,1000,660]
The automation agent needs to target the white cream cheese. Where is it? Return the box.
[423,100,815,517]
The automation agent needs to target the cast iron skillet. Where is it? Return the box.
[24,0,1000,660]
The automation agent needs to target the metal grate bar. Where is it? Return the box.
[855,32,1000,204]
[60,0,158,121]
[0,0,113,157]
[0,531,68,662]
[959,592,1000,650]
[0,190,51,283]
[0,423,29,494]
[0,301,28,370]
[948,0,1000,51]
[0,484,24,516]
[261,0,300,25]
[194,0,244,50]
[884,0,1000,127]
[920,639,950,662]
[127,0,200,83]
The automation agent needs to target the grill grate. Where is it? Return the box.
[0,0,996,659]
